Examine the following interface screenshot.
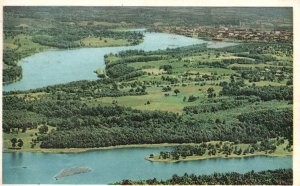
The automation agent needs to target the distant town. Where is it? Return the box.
[154,26,292,42]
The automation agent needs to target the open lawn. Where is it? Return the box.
[4,34,53,57]
[245,80,287,86]
[3,125,55,152]
[84,84,222,113]
[77,37,130,47]
[142,68,165,75]
[191,100,291,124]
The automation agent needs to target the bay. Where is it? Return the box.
[4,31,208,91]
[3,147,292,184]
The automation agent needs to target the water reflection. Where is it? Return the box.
[11,152,24,167]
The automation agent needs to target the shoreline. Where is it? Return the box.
[3,34,144,85]
[3,143,293,160]
[3,143,292,163]
[3,143,190,153]
[3,30,237,86]
[3,75,23,85]
[145,152,292,163]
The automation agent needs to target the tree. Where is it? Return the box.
[17,139,24,148]
[207,87,216,98]
[207,87,215,94]
[243,148,249,155]
[230,75,235,83]
[112,82,118,90]
[173,152,180,160]
[38,125,49,134]
[162,86,172,92]
[215,118,221,124]
[188,95,198,102]
[237,148,242,155]
[11,138,17,148]
[174,89,180,96]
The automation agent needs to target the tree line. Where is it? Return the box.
[152,138,289,161]
[3,50,23,83]
[3,65,22,83]
[115,169,292,185]
[3,95,292,148]
[4,79,148,99]
[220,80,292,101]
[32,27,143,49]
[183,97,258,114]
[218,42,292,57]
[105,64,145,81]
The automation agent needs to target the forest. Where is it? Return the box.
[3,93,292,149]
[115,169,292,185]
[3,40,293,149]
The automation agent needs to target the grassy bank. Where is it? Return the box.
[76,37,133,47]
[146,140,292,163]
[3,141,204,153]
[146,152,292,163]
[3,137,292,160]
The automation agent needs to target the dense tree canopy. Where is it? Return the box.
[3,94,292,148]
[115,169,292,185]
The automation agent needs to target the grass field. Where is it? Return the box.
[245,80,287,86]
[191,100,291,124]
[83,84,222,113]
[3,125,55,152]
[76,37,131,47]
[4,34,53,58]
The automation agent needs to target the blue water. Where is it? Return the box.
[3,32,206,91]
[3,148,292,184]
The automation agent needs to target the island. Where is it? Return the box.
[54,167,92,180]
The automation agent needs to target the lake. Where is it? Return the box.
[3,31,287,184]
[3,147,292,184]
[4,31,218,92]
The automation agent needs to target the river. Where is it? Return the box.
[3,147,292,184]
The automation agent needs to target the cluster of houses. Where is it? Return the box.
[160,26,292,42]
